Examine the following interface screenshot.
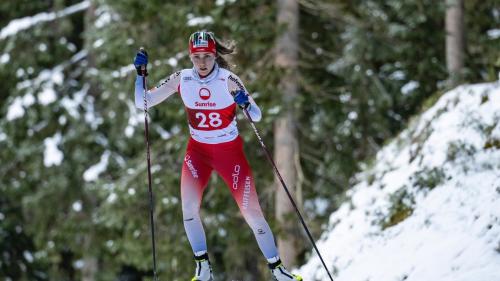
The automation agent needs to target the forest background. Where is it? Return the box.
[0,0,498,280]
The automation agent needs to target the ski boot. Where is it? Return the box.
[191,253,214,281]
[269,259,303,281]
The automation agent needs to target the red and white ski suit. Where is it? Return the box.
[134,64,278,259]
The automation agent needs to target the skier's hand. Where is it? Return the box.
[233,90,250,109]
[134,48,148,76]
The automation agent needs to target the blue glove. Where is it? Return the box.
[233,90,250,109]
[134,49,148,76]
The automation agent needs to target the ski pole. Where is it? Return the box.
[239,103,334,281]
[139,47,159,281]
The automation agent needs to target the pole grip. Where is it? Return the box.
[139,47,147,75]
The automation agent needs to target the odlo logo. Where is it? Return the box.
[199,88,211,100]
[232,164,241,190]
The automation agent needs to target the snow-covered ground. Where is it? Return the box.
[299,81,500,281]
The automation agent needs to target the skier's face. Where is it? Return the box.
[190,52,216,76]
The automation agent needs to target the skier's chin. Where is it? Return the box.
[198,68,209,75]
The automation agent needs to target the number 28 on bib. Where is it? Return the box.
[187,106,236,131]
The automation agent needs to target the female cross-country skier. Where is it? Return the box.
[133,31,303,281]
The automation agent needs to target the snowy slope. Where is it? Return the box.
[299,81,500,281]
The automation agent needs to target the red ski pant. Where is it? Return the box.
[181,136,278,259]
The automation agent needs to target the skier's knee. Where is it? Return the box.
[182,202,200,219]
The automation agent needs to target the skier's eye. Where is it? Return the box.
[192,54,214,63]
[204,55,215,61]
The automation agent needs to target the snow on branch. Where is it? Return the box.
[0,1,90,40]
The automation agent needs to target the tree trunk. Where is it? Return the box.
[445,0,465,86]
[81,2,99,281]
[82,256,98,281]
[274,0,300,267]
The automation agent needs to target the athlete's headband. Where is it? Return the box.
[189,31,216,54]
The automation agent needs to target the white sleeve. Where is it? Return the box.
[245,98,262,122]
[134,71,181,109]
[227,73,262,122]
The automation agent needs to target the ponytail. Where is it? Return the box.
[214,36,235,70]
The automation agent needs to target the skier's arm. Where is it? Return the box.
[228,74,262,122]
[134,71,181,109]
